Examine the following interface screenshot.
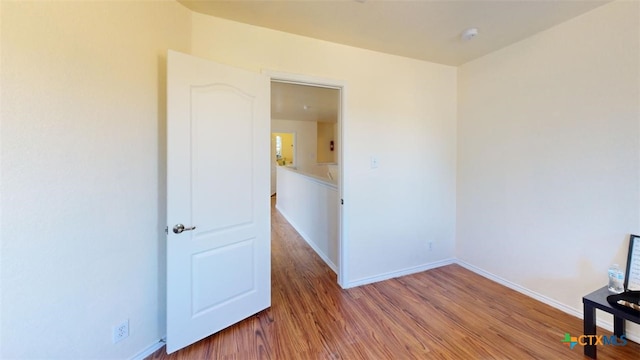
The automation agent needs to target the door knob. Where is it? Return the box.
[173,224,196,234]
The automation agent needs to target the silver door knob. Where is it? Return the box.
[173,224,196,234]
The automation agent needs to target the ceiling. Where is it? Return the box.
[178,0,610,66]
[271,82,340,123]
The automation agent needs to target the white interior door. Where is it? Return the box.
[166,50,271,354]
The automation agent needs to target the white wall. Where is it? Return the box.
[457,0,639,334]
[276,167,339,270]
[191,14,459,285]
[272,118,318,173]
[0,1,191,358]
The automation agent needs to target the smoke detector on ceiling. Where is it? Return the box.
[461,28,479,41]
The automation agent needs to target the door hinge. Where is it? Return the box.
[341,199,344,205]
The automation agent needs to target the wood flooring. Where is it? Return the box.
[148,199,640,359]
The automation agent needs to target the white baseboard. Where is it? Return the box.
[275,204,338,273]
[343,258,456,289]
[455,259,640,344]
[130,337,165,360]
[455,259,582,318]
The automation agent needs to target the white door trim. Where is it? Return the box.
[264,70,348,288]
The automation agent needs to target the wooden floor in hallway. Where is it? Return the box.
[149,198,640,359]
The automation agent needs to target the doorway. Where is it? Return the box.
[268,73,345,286]
[270,132,296,196]
[274,133,295,166]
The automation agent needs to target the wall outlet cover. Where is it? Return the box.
[113,319,129,343]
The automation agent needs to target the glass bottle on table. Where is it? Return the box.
[608,264,624,294]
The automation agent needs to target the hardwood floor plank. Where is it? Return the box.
[148,199,640,359]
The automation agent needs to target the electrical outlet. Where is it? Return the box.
[113,319,129,343]
[370,156,379,169]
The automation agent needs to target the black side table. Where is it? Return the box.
[583,286,640,359]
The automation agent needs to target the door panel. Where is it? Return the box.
[191,85,254,230]
[191,239,255,315]
[166,50,270,354]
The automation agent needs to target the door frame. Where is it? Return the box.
[265,70,348,287]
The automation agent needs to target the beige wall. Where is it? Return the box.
[317,122,336,163]
[457,0,639,337]
[0,1,191,358]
